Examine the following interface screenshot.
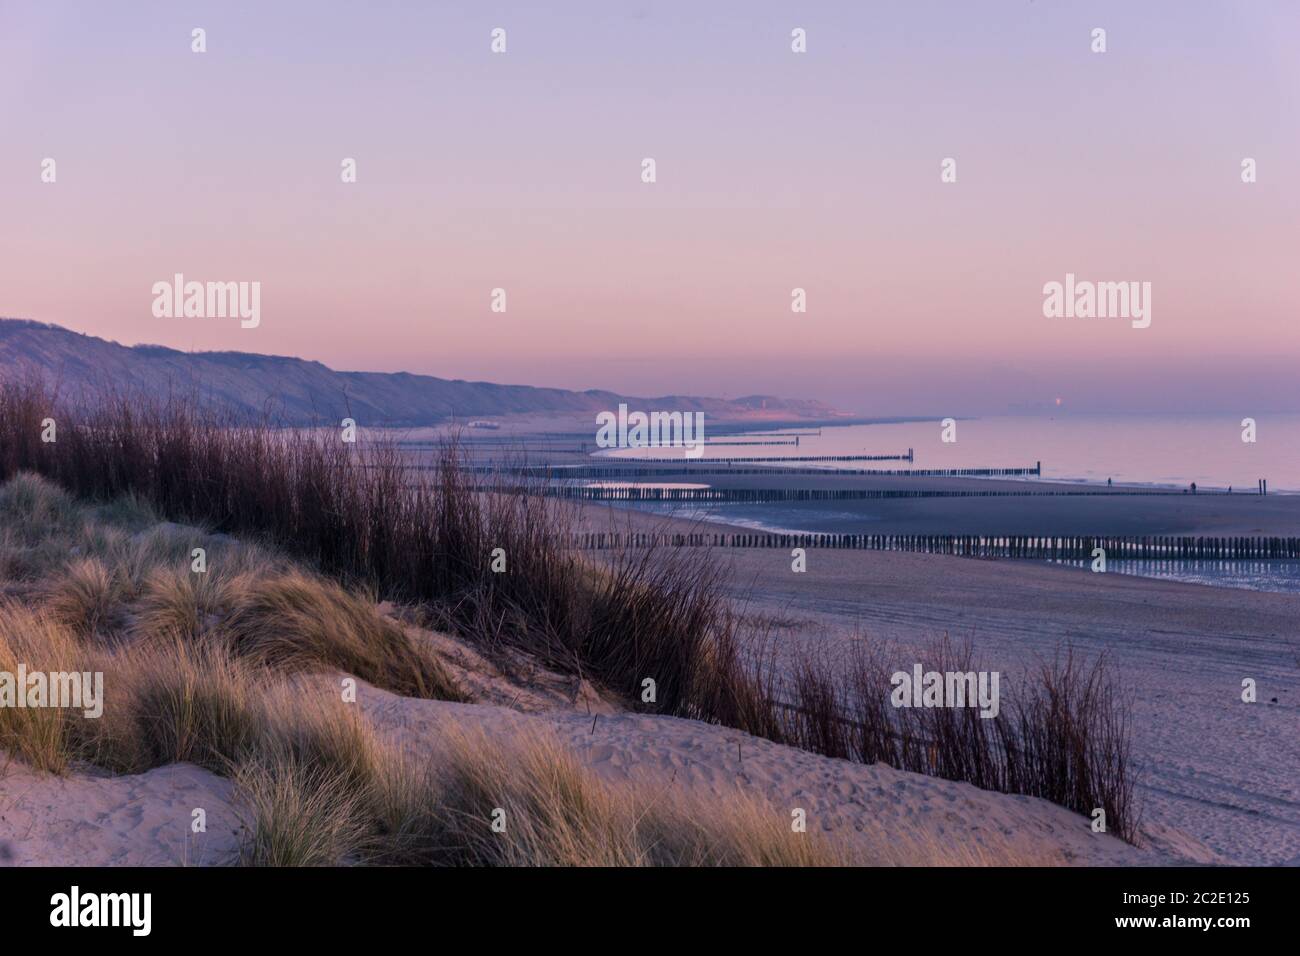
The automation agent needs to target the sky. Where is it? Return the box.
[2,1,1297,415]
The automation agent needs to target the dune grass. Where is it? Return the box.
[43,557,125,637]
[0,472,464,704]
[235,760,372,867]
[237,723,855,867]
[0,602,89,773]
[786,635,1140,842]
[0,592,858,867]
[238,724,1058,867]
[220,571,459,701]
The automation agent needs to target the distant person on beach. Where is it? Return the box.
[1191,482,1197,494]
[1107,477,1112,488]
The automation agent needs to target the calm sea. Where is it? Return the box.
[606,413,1300,492]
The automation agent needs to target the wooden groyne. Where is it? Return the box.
[465,465,1030,478]
[691,439,800,447]
[730,431,823,437]
[547,484,1173,503]
[569,531,1300,560]
[586,452,917,465]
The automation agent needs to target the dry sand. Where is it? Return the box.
[0,761,243,867]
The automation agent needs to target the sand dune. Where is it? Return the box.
[0,669,1220,867]
[354,682,1219,867]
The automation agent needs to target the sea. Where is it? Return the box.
[604,413,1300,492]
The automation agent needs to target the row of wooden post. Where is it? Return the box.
[571,531,1300,559]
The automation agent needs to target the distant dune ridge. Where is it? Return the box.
[0,319,838,426]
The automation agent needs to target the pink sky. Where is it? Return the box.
[2,1,1297,413]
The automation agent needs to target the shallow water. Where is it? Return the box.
[1040,558,1300,594]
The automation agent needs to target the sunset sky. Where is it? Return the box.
[2,1,1297,414]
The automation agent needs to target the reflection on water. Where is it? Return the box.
[1044,559,1300,594]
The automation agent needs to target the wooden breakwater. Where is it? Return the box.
[465,464,1031,478]
[581,452,917,465]
[547,484,1172,503]
[569,531,1300,560]
[384,463,1038,479]
[692,439,800,446]
[728,431,823,437]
